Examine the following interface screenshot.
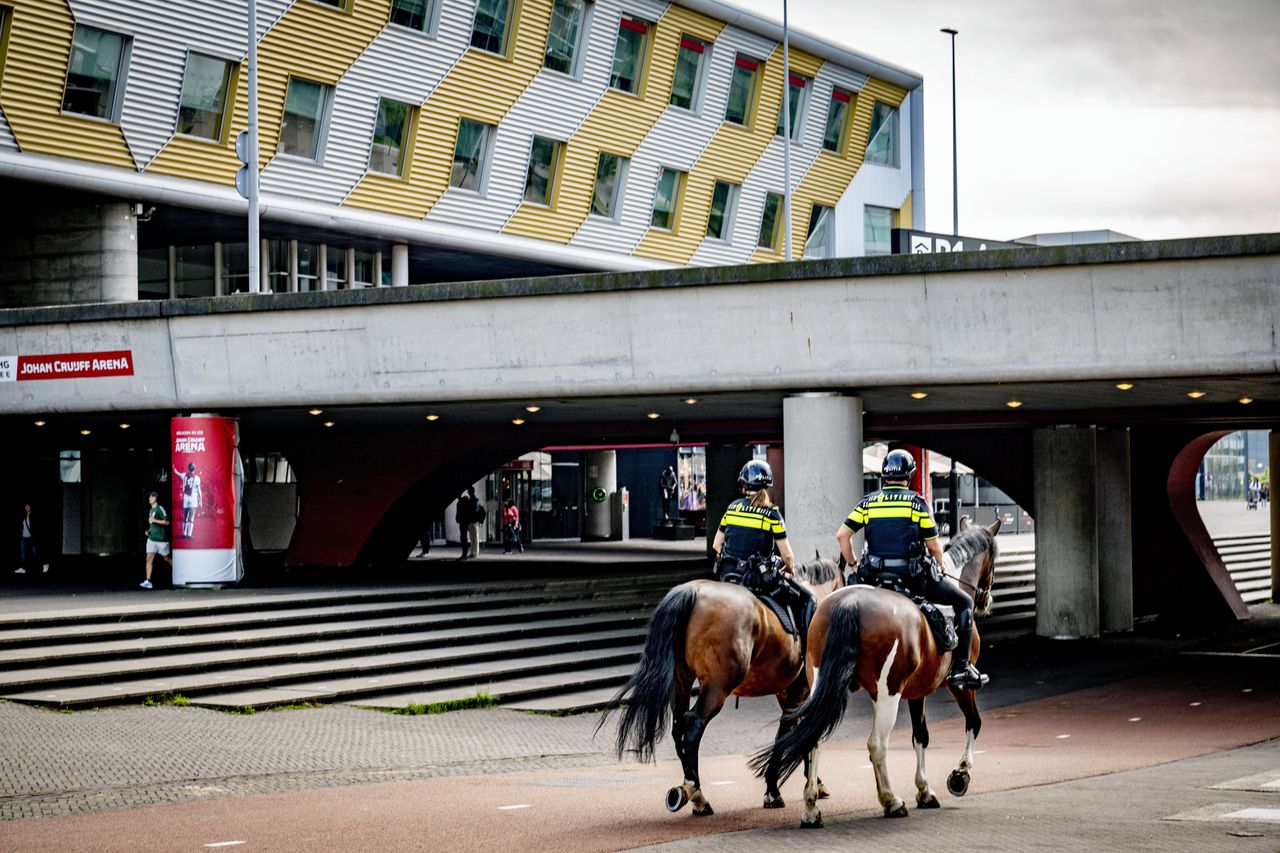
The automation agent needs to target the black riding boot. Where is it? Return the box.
[947,608,989,689]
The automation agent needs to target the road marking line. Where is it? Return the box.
[205,842,246,848]
[1128,717,1142,722]
[499,804,530,810]
[711,780,734,786]
[1056,734,1070,739]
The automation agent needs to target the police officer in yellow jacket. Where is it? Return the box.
[712,460,795,578]
[836,449,988,690]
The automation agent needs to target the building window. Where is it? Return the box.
[866,102,899,167]
[669,35,707,111]
[325,246,347,289]
[804,204,833,258]
[757,192,783,250]
[221,242,249,293]
[176,53,232,140]
[296,243,321,291]
[62,25,128,120]
[139,247,169,299]
[451,118,493,191]
[279,78,331,161]
[175,244,217,298]
[471,0,512,54]
[865,205,893,255]
[353,249,376,287]
[591,152,627,218]
[609,16,651,94]
[775,72,809,140]
[311,0,348,7]
[705,180,738,240]
[389,0,437,34]
[544,0,587,75]
[724,54,761,126]
[650,167,684,230]
[523,136,561,205]
[822,86,853,153]
[369,98,412,176]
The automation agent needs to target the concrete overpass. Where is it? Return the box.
[2,234,1277,635]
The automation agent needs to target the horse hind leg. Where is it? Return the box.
[946,682,983,797]
[868,689,907,817]
[669,686,729,817]
[908,697,940,809]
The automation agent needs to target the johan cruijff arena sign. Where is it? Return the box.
[0,350,134,381]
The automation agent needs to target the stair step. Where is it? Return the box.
[354,663,636,713]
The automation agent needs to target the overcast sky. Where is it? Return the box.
[732,0,1280,241]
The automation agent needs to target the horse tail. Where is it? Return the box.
[596,583,697,762]
[749,595,862,783]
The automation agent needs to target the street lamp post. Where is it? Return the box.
[940,27,958,237]
[782,0,793,261]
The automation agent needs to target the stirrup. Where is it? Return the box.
[948,664,989,689]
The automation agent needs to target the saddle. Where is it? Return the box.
[864,572,959,653]
[717,555,816,640]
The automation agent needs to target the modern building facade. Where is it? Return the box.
[0,0,924,306]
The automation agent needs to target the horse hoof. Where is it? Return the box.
[817,783,832,800]
[884,801,909,818]
[666,786,690,812]
[947,769,970,797]
[800,813,823,829]
[763,795,786,809]
[917,793,941,809]
[693,803,715,817]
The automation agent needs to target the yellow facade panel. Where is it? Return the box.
[345,0,554,218]
[147,0,390,182]
[0,0,136,168]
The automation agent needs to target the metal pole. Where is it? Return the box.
[782,0,792,261]
[941,28,958,237]
[247,0,260,293]
[949,458,958,536]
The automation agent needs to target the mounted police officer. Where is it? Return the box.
[711,460,812,634]
[836,449,989,690]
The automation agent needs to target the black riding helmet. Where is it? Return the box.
[882,448,916,481]
[738,459,773,491]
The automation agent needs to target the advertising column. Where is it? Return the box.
[171,416,244,585]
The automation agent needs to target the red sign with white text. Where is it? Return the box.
[14,351,134,381]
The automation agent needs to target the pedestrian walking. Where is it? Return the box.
[502,499,523,554]
[142,491,170,589]
[14,502,50,575]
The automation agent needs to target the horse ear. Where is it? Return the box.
[959,515,971,531]
[815,549,822,560]
[988,518,1001,535]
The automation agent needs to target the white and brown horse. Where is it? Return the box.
[599,556,844,816]
[750,518,1000,827]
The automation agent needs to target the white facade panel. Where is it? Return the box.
[567,0,673,255]
[432,0,622,231]
[833,87,913,258]
[264,13,473,205]
[0,105,17,152]
[70,0,295,169]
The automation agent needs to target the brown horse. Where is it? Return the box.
[750,518,1000,827]
[598,556,844,816]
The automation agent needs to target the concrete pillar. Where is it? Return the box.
[782,393,863,561]
[581,450,617,541]
[0,200,137,306]
[704,441,753,554]
[392,243,410,286]
[1033,426,1100,638]
[1097,427,1134,633]
[1271,431,1279,602]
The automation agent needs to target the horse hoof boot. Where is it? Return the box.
[763,795,786,809]
[917,793,941,809]
[693,803,715,817]
[947,769,970,797]
[800,813,824,829]
[666,786,690,812]
[884,800,909,818]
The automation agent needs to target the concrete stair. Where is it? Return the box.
[0,570,700,713]
[1217,534,1273,604]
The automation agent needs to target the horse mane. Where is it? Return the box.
[795,556,841,586]
[942,524,997,575]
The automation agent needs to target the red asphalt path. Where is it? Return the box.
[4,669,1277,852]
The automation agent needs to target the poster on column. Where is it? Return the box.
[171,416,243,585]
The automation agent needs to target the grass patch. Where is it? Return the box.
[369,689,498,716]
[142,693,190,707]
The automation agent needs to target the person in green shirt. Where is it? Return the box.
[142,491,170,590]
